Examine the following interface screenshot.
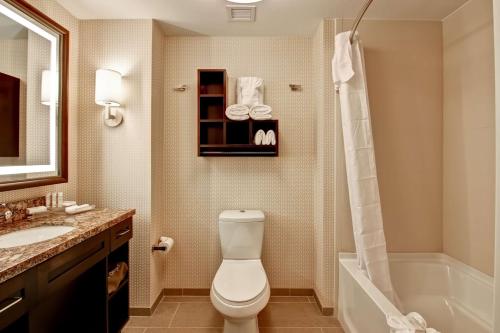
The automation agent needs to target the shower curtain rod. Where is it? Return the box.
[349,0,375,43]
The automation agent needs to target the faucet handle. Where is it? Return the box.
[0,204,12,220]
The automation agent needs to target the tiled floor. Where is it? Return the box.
[123,296,345,333]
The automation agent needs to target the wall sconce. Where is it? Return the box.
[95,69,123,127]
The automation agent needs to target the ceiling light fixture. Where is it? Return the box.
[227,0,263,3]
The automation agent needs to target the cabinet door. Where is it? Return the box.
[31,233,109,333]
[0,270,35,332]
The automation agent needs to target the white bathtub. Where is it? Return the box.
[338,253,493,333]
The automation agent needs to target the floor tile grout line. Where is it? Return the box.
[167,302,181,328]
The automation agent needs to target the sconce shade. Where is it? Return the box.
[95,69,121,107]
[41,70,51,106]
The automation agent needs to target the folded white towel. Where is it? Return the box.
[254,130,266,145]
[226,104,250,116]
[250,113,272,120]
[237,77,264,106]
[264,130,276,146]
[226,114,250,121]
[250,104,272,120]
[250,104,272,115]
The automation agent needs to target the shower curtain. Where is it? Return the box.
[332,31,398,305]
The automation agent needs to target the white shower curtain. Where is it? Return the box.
[332,31,398,305]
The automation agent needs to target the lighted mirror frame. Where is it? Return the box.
[0,0,68,191]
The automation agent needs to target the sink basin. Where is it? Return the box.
[0,225,75,249]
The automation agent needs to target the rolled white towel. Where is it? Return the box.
[226,114,250,121]
[250,104,272,115]
[250,105,272,120]
[226,104,250,116]
[254,130,266,145]
[265,130,276,146]
[250,113,272,120]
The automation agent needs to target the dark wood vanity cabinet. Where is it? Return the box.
[0,217,133,333]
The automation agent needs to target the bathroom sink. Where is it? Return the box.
[0,225,75,249]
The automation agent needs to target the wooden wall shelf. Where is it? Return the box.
[197,69,279,157]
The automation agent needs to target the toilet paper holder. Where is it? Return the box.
[152,236,174,252]
[152,245,167,252]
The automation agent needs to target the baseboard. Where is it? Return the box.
[164,288,315,297]
[131,288,326,317]
[270,288,314,296]
[313,289,334,316]
[129,290,164,316]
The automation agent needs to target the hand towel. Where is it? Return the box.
[265,130,276,146]
[237,77,264,106]
[226,104,250,116]
[254,129,266,145]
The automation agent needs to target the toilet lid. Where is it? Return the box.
[213,260,267,303]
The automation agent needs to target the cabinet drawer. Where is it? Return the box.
[110,218,132,251]
[37,232,108,298]
[0,270,34,330]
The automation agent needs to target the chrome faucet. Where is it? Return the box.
[0,204,12,220]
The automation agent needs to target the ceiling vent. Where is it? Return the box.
[226,5,256,22]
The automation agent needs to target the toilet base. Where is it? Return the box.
[223,316,259,333]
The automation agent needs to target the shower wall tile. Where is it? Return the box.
[443,0,495,276]
[163,36,315,291]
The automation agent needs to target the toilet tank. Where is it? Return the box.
[218,210,265,259]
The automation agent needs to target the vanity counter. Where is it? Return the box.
[0,208,135,284]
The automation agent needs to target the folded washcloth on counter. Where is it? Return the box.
[237,77,264,106]
[254,129,266,145]
[250,104,273,120]
[226,104,250,121]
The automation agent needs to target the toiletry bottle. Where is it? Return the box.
[45,193,51,208]
[51,192,57,208]
[57,192,63,208]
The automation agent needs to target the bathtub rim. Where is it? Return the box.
[338,252,494,330]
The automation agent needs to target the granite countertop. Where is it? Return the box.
[0,208,135,284]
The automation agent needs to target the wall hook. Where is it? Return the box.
[289,84,302,91]
[174,84,187,92]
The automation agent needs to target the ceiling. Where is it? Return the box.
[56,0,469,36]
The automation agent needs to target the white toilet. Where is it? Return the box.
[210,210,270,333]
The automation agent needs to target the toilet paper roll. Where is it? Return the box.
[158,237,174,253]
[27,206,48,215]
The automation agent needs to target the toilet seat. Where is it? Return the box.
[213,259,267,305]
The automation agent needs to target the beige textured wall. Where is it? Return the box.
[151,21,166,305]
[443,0,495,276]
[313,20,337,308]
[335,20,444,254]
[0,0,79,204]
[164,36,315,290]
[78,19,156,307]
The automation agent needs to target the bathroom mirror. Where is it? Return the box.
[0,0,68,191]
